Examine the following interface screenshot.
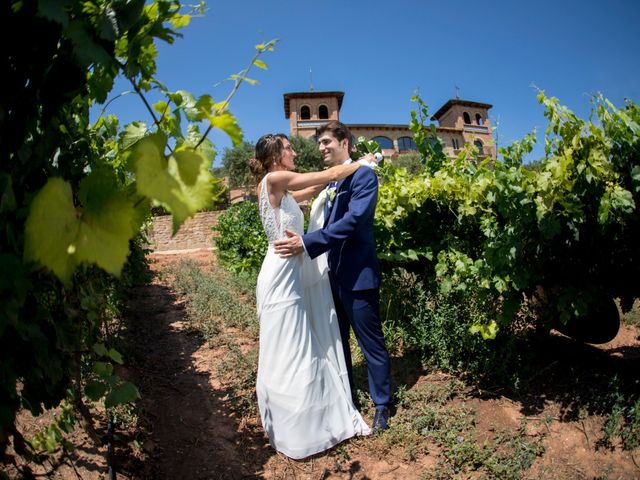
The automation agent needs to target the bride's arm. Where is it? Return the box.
[289,184,325,203]
[267,162,361,196]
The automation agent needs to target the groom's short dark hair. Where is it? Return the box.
[316,121,354,152]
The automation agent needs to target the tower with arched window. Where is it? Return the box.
[431,99,495,159]
[283,91,343,138]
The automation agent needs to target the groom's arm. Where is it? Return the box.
[300,168,378,259]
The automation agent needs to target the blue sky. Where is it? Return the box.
[104,0,640,165]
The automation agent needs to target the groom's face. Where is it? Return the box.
[318,132,350,166]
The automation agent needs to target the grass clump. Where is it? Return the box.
[372,379,545,480]
[161,259,259,417]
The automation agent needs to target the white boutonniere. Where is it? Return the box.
[327,186,337,208]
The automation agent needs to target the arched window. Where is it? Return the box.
[397,136,417,151]
[300,105,311,120]
[474,139,484,154]
[318,104,329,119]
[463,112,471,124]
[476,113,483,125]
[372,136,394,149]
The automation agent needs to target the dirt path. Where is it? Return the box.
[123,251,272,479]
[118,250,640,480]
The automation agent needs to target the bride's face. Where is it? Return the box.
[279,138,297,170]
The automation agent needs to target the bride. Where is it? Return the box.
[249,133,373,459]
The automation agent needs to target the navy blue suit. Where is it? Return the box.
[303,166,391,407]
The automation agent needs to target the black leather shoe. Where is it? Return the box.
[372,406,390,433]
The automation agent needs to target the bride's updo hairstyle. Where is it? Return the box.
[249,133,289,183]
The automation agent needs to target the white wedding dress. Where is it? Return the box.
[255,174,371,459]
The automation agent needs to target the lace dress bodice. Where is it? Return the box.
[259,174,304,243]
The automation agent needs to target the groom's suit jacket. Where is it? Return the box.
[302,166,381,292]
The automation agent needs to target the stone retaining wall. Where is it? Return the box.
[148,211,221,251]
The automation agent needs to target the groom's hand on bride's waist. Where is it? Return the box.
[274,229,305,258]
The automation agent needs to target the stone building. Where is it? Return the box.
[283,91,496,160]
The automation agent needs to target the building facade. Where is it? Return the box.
[283,91,496,160]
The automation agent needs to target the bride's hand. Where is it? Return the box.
[357,153,379,168]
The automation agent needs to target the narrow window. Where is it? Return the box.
[318,105,329,119]
[476,113,483,125]
[463,112,471,124]
[300,105,311,120]
[452,138,459,149]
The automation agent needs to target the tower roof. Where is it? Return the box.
[283,91,344,118]
[431,99,493,121]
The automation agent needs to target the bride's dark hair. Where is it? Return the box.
[249,133,288,183]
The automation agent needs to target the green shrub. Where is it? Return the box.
[381,268,529,384]
[392,152,424,175]
[213,201,267,274]
[168,259,258,334]
[376,94,640,346]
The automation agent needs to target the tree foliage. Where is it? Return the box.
[221,140,255,189]
[290,135,325,173]
[392,152,424,175]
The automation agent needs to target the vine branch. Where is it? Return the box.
[194,39,277,150]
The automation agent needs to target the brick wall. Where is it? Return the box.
[148,211,222,251]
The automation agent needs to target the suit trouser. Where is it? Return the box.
[330,280,391,408]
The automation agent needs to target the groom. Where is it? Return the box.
[274,121,391,432]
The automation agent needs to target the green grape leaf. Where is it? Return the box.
[74,170,137,276]
[120,121,148,150]
[84,380,108,401]
[130,134,214,233]
[37,0,70,26]
[93,343,108,357]
[172,90,200,121]
[24,173,137,284]
[93,361,113,379]
[184,124,216,164]
[97,4,119,41]
[195,95,215,120]
[631,165,640,188]
[105,382,140,408]
[153,100,169,115]
[107,348,123,365]
[209,111,242,146]
[24,178,80,283]
[113,0,146,31]
[469,320,499,340]
[170,12,191,29]
[66,20,113,67]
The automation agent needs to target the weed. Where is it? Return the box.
[601,391,640,450]
[218,343,259,417]
[482,422,546,479]
[383,380,545,479]
[621,299,640,330]
[166,259,258,336]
